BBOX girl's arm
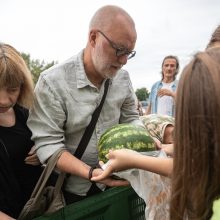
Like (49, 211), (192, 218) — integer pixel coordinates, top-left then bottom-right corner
(91, 149), (173, 182)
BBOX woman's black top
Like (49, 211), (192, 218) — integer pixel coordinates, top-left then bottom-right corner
(0, 104), (42, 218)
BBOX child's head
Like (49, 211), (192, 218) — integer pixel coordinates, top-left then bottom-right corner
(0, 43), (33, 108)
(140, 114), (174, 144)
(171, 48), (220, 219)
(163, 124), (174, 144)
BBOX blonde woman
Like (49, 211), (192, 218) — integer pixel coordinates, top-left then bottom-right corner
(0, 43), (41, 220)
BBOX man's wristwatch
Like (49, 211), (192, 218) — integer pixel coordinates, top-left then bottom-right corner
(88, 167), (95, 182)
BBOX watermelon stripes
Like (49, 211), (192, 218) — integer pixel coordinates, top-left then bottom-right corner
(98, 123), (155, 162)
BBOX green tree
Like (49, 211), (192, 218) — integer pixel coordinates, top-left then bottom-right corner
(135, 87), (149, 101)
(21, 53), (56, 84)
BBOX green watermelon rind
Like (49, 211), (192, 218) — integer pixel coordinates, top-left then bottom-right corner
(99, 124), (151, 146)
(98, 124), (135, 145)
(98, 123), (155, 163)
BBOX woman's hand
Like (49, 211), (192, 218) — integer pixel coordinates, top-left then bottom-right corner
(0, 211), (15, 220)
(160, 144), (174, 157)
(153, 137), (174, 157)
(24, 146), (41, 165)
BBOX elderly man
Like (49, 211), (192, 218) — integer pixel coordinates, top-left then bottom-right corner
(28, 5), (142, 204)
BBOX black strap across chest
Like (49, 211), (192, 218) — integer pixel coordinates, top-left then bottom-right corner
(74, 79), (110, 159)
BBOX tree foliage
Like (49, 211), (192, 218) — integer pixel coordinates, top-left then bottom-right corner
(135, 87), (149, 101)
(21, 53), (56, 84)
(21, 52), (150, 101)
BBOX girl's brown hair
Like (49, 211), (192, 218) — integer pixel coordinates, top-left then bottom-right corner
(207, 25), (220, 49)
(170, 48), (220, 219)
(0, 43), (34, 108)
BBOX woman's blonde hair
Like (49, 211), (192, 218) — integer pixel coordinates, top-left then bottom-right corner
(170, 48), (220, 219)
(0, 43), (34, 108)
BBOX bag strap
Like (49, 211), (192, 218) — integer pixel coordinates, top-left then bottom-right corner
(74, 79), (110, 159)
(29, 79), (110, 201)
(30, 148), (66, 199)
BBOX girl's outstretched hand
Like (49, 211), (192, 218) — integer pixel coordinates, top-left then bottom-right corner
(91, 149), (139, 182)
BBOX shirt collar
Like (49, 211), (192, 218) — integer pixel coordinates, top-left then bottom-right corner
(160, 79), (177, 87)
(75, 50), (94, 89)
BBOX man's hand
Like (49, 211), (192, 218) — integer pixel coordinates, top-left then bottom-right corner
(157, 88), (174, 97)
(91, 166), (129, 186)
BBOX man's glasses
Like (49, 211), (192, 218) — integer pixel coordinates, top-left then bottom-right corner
(97, 30), (136, 59)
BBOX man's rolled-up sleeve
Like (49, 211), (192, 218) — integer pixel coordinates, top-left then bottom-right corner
(27, 75), (66, 163)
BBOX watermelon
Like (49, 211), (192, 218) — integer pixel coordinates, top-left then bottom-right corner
(98, 123), (155, 162)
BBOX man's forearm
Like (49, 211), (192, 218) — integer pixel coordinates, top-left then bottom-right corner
(56, 151), (91, 180)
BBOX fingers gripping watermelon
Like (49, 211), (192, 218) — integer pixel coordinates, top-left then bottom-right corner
(98, 123), (155, 162)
